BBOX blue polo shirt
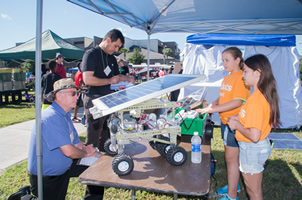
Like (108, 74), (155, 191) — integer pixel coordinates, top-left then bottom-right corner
(28, 102), (81, 176)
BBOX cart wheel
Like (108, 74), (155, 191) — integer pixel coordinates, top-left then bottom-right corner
(104, 138), (118, 156)
(166, 146), (187, 166)
(204, 122), (213, 139)
(157, 143), (173, 158)
(155, 135), (170, 157)
(112, 153), (134, 176)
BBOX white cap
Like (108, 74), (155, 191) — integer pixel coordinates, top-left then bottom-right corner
(194, 131), (198, 136)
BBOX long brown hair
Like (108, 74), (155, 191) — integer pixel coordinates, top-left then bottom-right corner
(244, 54), (281, 128)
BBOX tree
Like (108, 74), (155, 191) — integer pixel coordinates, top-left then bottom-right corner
(23, 62), (35, 73)
(162, 48), (173, 64)
(127, 48), (145, 64)
(119, 48), (129, 60)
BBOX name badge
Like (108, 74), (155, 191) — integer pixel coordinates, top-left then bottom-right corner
(104, 65), (111, 76)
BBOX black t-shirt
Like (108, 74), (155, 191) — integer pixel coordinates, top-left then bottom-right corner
(41, 72), (62, 104)
(82, 46), (120, 97)
(119, 66), (129, 75)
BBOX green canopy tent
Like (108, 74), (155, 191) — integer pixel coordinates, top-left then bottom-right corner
(0, 29), (85, 62)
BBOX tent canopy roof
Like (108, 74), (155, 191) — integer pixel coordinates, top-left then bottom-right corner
(0, 29), (85, 61)
(67, 0), (302, 35)
(186, 34), (296, 46)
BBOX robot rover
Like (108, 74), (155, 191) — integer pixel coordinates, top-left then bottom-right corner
(89, 74), (212, 176)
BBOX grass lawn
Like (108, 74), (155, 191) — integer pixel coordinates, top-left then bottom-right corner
(0, 90), (35, 128)
(0, 128), (301, 200)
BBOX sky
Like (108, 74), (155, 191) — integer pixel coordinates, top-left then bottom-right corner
(1, 0), (302, 55)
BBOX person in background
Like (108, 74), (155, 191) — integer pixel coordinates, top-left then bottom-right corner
(72, 61), (84, 122)
(228, 54), (280, 200)
(55, 53), (67, 78)
(41, 60), (62, 110)
(82, 29), (135, 152)
(117, 58), (129, 76)
(196, 47), (250, 200)
(158, 67), (166, 77)
(169, 64), (183, 101)
(41, 64), (48, 76)
(28, 78), (104, 200)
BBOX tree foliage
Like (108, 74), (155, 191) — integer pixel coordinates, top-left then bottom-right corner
(119, 48), (129, 60)
(162, 48), (173, 64)
(127, 48), (145, 64)
(23, 62), (34, 73)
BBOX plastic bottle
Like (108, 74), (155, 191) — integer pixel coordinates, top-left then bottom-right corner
(191, 131), (202, 163)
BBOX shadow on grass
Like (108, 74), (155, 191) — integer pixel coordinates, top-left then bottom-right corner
(263, 159), (302, 200)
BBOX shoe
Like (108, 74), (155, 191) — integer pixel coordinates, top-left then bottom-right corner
(8, 186), (31, 200)
(218, 194), (239, 200)
(72, 117), (81, 123)
(217, 184), (240, 195)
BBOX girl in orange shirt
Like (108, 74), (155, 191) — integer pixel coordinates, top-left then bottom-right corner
(228, 54), (281, 200)
(196, 47), (250, 200)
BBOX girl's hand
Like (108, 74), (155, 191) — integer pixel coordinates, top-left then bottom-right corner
(228, 115), (239, 130)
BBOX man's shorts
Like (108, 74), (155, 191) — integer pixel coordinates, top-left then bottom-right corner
(221, 123), (239, 148)
(238, 138), (272, 175)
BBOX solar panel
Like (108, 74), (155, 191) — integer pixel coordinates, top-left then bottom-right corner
(91, 74), (206, 117)
(268, 133), (302, 150)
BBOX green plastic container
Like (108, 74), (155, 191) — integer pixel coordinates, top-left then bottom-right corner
(170, 107), (206, 137)
(0, 68), (12, 91)
(12, 68), (26, 81)
(0, 68), (12, 82)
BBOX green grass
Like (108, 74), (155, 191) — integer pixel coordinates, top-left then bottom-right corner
(0, 90), (35, 128)
(0, 129), (301, 200)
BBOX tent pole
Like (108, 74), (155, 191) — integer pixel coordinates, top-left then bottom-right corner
(35, 0), (43, 199)
(147, 34), (150, 81)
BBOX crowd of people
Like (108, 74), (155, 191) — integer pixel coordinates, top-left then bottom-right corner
(23, 29), (279, 200)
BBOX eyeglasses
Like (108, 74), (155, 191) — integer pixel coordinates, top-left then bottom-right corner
(60, 91), (79, 97)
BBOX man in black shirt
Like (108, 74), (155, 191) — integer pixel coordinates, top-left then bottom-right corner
(82, 29), (134, 151)
(41, 60), (62, 110)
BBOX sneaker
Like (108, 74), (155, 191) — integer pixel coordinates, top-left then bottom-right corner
(72, 117), (81, 123)
(218, 194), (239, 200)
(217, 184), (240, 195)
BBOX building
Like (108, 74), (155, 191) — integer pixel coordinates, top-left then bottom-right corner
(66, 36), (180, 64)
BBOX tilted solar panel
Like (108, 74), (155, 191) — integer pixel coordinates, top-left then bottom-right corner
(90, 74), (206, 117)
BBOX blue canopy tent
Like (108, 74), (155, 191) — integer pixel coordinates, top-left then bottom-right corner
(181, 33), (301, 128)
(67, 0), (302, 80)
(33, 0), (302, 198)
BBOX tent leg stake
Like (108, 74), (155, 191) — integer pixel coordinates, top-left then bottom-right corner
(131, 189), (136, 200)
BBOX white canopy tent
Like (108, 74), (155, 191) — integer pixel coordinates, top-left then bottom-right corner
(179, 34), (301, 129)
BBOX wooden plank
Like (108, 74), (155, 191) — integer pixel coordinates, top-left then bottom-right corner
(80, 136), (211, 197)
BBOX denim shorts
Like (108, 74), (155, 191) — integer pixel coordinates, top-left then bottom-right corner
(238, 138), (272, 175)
(221, 123), (239, 148)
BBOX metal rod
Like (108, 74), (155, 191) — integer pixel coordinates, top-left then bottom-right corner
(35, 0), (43, 199)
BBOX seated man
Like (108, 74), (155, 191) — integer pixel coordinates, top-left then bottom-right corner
(28, 78), (104, 200)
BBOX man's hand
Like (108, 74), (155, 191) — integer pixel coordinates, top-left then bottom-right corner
(109, 75), (121, 85)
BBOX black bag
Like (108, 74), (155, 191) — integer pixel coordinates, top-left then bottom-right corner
(7, 186), (36, 200)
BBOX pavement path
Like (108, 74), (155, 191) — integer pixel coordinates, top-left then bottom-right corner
(0, 107), (86, 172)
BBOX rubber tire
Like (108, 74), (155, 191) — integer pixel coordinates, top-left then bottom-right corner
(155, 135), (170, 157)
(104, 138), (118, 156)
(204, 123), (213, 139)
(112, 153), (134, 176)
(166, 146), (187, 166)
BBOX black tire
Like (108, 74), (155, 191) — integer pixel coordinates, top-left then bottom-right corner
(166, 146), (187, 166)
(204, 122), (213, 139)
(155, 135), (170, 157)
(112, 153), (134, 176)
(104, 138), (118, 156)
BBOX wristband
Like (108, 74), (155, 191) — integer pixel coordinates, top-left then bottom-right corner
(96, 151), (100, 157)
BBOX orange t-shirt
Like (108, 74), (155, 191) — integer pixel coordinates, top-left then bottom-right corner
(235, 89), (272, 143)
(219, 70), (250, 124)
